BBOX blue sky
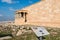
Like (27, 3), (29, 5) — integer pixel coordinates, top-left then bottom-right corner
(0, 0), (40, 21)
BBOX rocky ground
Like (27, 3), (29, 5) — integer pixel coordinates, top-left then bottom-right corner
(0, 25), (60, 40)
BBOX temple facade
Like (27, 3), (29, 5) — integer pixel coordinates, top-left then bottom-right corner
(15, 0), (60, 27)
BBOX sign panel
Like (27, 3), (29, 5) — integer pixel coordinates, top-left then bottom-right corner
(31, 27), (49, 37)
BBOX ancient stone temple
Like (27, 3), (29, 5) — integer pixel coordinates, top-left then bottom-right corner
(15, 0), (60, 27)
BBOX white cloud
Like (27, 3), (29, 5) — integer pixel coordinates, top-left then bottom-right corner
(1, 0), (12, 4)
(9, 7), (15, 11)
(9, 7), (18, 11)
(0, 14), (3, 17)
(1, 0), (19, 4)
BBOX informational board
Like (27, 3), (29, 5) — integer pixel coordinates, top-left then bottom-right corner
(31, 27), (49, 37)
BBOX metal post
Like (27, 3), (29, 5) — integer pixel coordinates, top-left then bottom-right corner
(38, 36), (43, 40)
